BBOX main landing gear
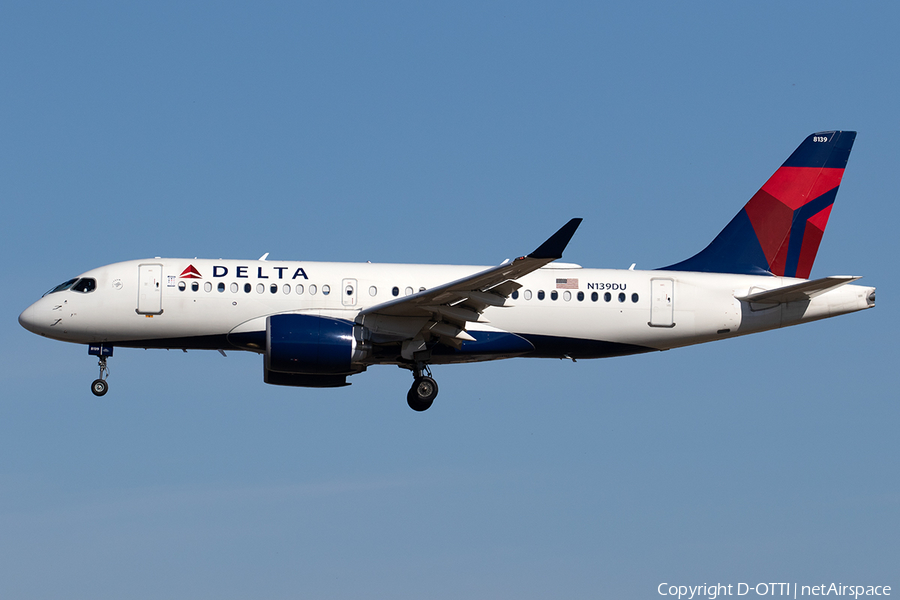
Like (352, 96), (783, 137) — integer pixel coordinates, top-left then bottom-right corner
(88, 344), (113, 397)
(407, 363), (438, 412)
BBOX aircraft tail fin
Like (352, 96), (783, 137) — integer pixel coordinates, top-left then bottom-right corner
(660, 131), (856, 278)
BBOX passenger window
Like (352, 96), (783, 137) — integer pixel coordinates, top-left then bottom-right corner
(204, 282), (212, 292)
(270, 283), (277, 294)
(392, 287), (399, 297)
(591, 292), (598, 302)
(230, 283), (238, 293)
(550, 290), (558, 301)
(192, 282), (199, 292)
(632, 293), (639, 303)
(618, 292), (626, 302)
(283, 284), (291, 294)
(563, 291), (572, 301)
(524, 290), (532, 300)
(537, 290), (545, 300)
(309, 284), (318, 295)
(322, 285), (330, 296)
(72, 278), (96, 293)
(577, 291), (584, 302)
(244, 283), (252, 293)
(178, 281), (186, 292)
(405, 287), (413, 296)
(369, 286), (377, 296)
(256, 283), (265, 294)
(604, 292), (611, 302)
(217, 282), (225, 293)
(296, 284), (304, 295)
(511, 290), (519, 300)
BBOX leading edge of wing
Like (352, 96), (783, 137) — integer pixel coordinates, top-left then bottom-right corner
(358, 218), (582, 319)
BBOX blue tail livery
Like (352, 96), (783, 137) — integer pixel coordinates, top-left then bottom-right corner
(661, 131), (856, 278)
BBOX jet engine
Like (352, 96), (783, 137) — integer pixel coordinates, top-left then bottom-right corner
(264, 314), (368, 388)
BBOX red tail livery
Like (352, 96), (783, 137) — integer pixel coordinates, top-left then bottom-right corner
(662, 131), (856, 278)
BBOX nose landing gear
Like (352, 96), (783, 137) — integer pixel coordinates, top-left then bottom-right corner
(88, 344), (113, 397)
(407, 363), (438, 412)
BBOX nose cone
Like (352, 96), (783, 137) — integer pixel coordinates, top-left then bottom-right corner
(18, 303), (39, 334)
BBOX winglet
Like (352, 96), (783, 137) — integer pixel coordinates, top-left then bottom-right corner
(528, 218), (582, 260)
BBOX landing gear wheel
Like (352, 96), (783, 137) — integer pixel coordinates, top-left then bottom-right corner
(90, 352), (110, 397)
(407, 376), (438, 412)
(91, 379), (108, 397)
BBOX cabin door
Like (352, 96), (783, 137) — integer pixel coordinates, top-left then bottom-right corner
(649, 278), (674, 327)
(137, 263), (163, 315)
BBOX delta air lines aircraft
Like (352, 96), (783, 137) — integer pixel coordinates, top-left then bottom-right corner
(19, 131), (874, 411)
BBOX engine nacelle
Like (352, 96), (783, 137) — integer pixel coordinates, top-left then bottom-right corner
(264, 371), (351, 388)
(265, 314), (368, 376)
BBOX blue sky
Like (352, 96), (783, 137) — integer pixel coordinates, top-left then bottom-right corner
(1, 2), (897, 598)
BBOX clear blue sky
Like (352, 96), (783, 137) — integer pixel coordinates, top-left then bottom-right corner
(2, 2), (896, 598)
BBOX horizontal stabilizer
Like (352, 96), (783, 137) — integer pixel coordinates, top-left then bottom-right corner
(736, 276), (861, 304)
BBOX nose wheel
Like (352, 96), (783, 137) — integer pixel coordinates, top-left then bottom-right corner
(407, 364), (438, 411)
(88, 345), (113, 397)
(91, 377), (108, 397)
(91, 355), (110, 396)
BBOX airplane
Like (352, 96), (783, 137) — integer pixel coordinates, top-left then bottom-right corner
(18, 131), (875, 411)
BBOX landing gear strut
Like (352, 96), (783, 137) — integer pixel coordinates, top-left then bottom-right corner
(88, 344), (113, 397)
(407, 363), (438, 412)
(91, 356), (109, 397)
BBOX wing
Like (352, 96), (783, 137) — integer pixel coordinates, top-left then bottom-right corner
(356, 218), (582, 359)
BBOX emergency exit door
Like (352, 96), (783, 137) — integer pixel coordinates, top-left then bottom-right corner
(137, 264), (163, 315)
(342, 278), (357, 306)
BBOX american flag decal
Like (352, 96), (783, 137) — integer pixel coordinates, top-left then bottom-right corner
(556, 278), (578, 289)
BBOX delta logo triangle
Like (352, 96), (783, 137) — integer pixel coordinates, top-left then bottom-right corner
(179, 265), (202, 279)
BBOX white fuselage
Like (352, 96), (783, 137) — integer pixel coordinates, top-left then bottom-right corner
(19, 258), (875, 364)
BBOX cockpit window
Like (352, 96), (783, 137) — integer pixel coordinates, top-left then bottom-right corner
(43, 278), (78, 297)
(72, 278), (97, 293)
(43, 277), (97, 297)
